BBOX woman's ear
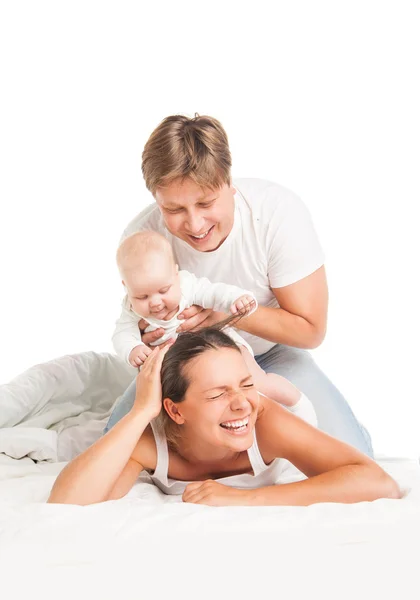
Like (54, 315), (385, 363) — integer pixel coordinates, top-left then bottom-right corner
(163, 398), (185, 425)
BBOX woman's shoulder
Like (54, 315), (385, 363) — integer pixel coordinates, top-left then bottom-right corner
(255, 394), (293, 462)
(255, 392), (285, 418)
(131, 423), (158, 472)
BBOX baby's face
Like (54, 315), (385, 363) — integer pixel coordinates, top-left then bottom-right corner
(124, 256), (181, 320)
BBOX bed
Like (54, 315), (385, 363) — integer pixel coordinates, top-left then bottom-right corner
(1, 351), (419, 599)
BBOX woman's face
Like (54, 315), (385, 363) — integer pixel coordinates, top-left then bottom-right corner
(175, 347), (260, 453)
(155, 178), (235, 253)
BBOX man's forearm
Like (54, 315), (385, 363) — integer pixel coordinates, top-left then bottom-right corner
(235, 305), (325, 349)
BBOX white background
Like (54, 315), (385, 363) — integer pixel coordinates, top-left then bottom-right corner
(0, 1), (419, 457)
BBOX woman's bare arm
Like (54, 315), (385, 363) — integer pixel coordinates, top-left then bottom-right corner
(248, 398), (401, 506)
(48, 345), (171, 505)
(47, 409), (150, 505)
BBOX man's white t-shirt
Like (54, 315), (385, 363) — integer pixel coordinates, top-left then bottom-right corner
(122, 178), (325, 356)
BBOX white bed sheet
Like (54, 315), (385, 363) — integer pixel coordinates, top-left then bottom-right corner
(1, 351), (420, 599)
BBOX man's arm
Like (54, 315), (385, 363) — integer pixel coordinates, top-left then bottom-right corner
(234, 266), (328, 349)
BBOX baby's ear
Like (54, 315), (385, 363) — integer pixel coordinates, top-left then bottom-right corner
(122, 280), (126, 288)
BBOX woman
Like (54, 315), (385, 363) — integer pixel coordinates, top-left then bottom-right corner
(105, 113), (372, 455)
(49, 329), (399, 506)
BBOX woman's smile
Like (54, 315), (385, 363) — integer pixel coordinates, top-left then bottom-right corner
(219, 415), (251, 435)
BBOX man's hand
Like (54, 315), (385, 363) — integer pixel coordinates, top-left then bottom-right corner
(137, 320), (177, 348)
(137, 321), (165, 346)
(138, 304), (231, 341)
(176, 305), (228, 333)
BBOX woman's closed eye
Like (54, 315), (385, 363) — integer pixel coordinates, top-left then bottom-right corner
(208, 392), (225, 400)
(208, 383), (254, 400)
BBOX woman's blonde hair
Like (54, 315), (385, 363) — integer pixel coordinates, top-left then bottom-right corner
(141, 114), (232, 194)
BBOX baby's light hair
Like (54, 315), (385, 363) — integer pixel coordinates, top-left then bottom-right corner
(116, 231), (175, 277)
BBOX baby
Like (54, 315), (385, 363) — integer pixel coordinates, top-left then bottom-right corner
(112, 231), (317, 426)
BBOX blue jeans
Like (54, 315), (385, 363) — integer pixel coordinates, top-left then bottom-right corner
(104, 344), (373, 456)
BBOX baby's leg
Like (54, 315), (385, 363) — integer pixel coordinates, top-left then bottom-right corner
(286, 393), (318, 427)
(240, 346), (318, 427)
(240, 346), (300, 406)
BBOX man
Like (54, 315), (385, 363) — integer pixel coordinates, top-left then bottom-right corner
(105, 113), (372, 455)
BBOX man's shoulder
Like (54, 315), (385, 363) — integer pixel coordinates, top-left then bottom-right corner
(233, 178), (303, 221)
(121, 203), (164, 242)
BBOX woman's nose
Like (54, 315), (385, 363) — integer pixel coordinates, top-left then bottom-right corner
(229, 392), (249, 410)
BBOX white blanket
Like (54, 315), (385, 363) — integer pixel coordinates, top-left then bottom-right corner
(0, 350), (135, 462)
(1, 351), (420, 599)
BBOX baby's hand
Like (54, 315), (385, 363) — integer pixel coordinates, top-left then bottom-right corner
(230, 295), (256, 316)
(129, 345), (153, 368)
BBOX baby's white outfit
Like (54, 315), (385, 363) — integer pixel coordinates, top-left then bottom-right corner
(112, 270), (257, 365)
(149, 416), (307, 496)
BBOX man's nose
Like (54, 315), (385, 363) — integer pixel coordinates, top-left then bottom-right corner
(185, 211), (204, 233)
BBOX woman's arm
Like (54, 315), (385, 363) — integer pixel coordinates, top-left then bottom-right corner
(183, 399), (401, 507)
(48, 344), (171, 505)
(250, 399), (401, 506)
(48, 409), (149, 505)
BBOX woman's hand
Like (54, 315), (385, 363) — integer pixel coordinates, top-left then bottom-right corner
(132, 343), (173, 419)
(182, 480), (250, 506)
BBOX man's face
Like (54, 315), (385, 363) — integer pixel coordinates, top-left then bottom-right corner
(155, 178), (236, 252)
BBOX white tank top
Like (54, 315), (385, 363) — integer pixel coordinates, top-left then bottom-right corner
(149, 417), (306, 496)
